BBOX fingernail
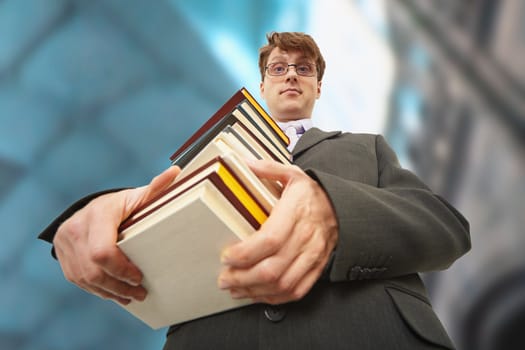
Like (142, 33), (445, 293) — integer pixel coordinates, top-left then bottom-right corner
(126, 278), (141, 287)
(128, 285), (147, 301)
(134, 290), (147, 302)
(230, 289), (244, 299)
(220, 251), (231, 265)
(117, 298), (131, 306)
(218, 278), (230, 289)
(244, 158), (256, 166)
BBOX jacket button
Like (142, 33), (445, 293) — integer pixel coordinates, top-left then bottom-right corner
(264, 306), (286, 322)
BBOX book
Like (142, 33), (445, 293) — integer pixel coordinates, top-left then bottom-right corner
(117, 157), (266, 328)
(121, 155), (269, 233)
(229, 120), (289, 164)
(116, 88), (289, 329)
(231, 106), (291, 164)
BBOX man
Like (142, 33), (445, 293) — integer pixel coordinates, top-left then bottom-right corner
(39, 32), (470, 349)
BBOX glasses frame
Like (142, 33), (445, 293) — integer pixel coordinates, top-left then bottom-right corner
(265, 62), (317, 77)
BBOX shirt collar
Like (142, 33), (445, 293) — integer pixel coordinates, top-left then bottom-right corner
(277, 118), (313, 133)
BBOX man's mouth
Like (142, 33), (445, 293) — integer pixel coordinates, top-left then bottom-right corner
(280, 88), (301, 95)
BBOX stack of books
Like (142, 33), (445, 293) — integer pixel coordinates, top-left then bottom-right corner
(116, 88), (291, 329)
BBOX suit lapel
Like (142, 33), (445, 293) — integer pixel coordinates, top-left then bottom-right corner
(292, 127), (342, 158)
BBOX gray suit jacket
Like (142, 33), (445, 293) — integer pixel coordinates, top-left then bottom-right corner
(39, 128), (471, 350)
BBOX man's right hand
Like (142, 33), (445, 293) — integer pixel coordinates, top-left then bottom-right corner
(53, 166), (181, 305)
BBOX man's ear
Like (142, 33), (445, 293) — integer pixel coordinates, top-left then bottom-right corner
(260, 81), (265, 99)
(317, 80), (322, 99)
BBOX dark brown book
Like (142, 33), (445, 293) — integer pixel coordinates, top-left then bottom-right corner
(119, 156), (268, 233)
(169, 87), (289, 162)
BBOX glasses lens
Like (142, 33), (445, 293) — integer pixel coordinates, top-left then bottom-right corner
(266, 62), (316, 76)
(268, 62), (287, 75)
(296, 63), (315, 76)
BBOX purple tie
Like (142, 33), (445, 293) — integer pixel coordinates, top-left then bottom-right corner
(285, 124), (305, 151)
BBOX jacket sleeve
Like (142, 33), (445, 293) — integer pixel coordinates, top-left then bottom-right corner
(305, 135), (471, 282)
(38, 189), (127, 257)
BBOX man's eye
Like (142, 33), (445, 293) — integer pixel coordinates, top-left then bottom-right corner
(273, 65), (286, 73)
(297, 65), (311, 73)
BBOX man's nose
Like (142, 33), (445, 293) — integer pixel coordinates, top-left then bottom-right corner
(285, 66), (298, 80)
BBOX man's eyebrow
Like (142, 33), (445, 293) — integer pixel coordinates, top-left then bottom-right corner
(269, 55), (311, 63)
(268, 55), (287, 62)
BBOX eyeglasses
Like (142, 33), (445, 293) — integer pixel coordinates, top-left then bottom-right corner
(265, 62), (317, 77)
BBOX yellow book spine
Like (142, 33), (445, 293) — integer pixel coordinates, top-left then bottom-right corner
(241, 89), (289, 145)
(217, 164), (268, 225)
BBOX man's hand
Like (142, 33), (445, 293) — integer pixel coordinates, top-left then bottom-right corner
(53, 166), (180, 305)
(218, 160), (338, 305)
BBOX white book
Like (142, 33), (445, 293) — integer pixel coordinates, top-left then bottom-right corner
(117, 179), (255, 329)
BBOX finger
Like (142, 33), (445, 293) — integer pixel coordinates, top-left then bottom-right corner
(61, 246), (146, 303)
(245, 159), (297, 183)
(252, 267), (320, 305)
(219, 251), (292, 290)
(87, 201), (144, 286)
(141, 166), (181, 203)
(88, 284), (132, 305)
(82, 269), (147, 302)
(90, 241), (143, 287)
(224, 244), (323, 300)
(267, 244), (325, 296)
(221, 207), (297, 268)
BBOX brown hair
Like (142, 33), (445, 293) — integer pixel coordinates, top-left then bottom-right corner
(258, 32), (326, 82)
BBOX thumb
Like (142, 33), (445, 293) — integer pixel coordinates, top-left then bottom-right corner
(245, 159), (296, 184)
(142, 165), (181, 203)
(123, 166), (181, 217)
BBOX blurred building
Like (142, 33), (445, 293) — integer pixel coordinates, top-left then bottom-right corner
(0, 0), (309, 349)
(2, 0), (524, 349)
(384, 1), (525, 349)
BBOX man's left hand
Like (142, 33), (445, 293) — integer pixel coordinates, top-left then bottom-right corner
(218, 159), (338, 305)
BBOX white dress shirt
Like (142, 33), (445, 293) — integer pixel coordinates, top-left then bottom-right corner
(278, 119), (313, 152)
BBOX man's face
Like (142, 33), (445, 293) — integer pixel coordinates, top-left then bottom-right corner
(260, 47), (322, 122)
